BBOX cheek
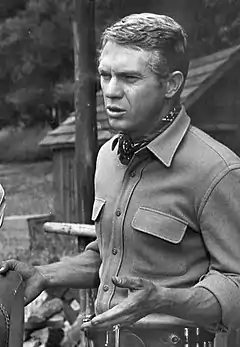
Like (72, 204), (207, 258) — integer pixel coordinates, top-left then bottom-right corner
(101, 83), (106, 98)
(127, 88), (154, 109)
(131, 90), (166, 120)
(124, 86), (141, 107)
(102, 95), (107, 107)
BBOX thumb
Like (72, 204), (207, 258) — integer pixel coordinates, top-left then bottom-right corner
(112, 276), (143, 290)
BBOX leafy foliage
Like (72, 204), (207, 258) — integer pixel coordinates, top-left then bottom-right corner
(193, 0), (240, 56)
(0, 0), (27, 20)
(0, 0), (240, 128)
(0, 0), (74, 127)
(0, 0), (119, 128)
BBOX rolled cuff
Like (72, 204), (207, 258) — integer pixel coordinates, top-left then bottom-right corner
(195, 270), (240, 330)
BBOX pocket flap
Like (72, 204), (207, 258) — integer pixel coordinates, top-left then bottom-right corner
(91, 198), (106, 221)
(132, 207), (187, 244)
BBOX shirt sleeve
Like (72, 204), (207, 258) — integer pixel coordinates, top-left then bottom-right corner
(195, 166), (240, 330)
(86, 239), (100, 253)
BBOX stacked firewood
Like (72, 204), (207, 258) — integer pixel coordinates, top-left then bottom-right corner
(23, 222), (97, 347)
(23, 287), (86, 347)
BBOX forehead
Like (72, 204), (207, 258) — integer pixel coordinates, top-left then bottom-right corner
(99, 41), (150, 73)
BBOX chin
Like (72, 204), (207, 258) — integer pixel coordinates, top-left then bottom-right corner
(108, 119), (130, 133)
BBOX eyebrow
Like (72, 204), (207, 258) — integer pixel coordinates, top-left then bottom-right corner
(98, 67), (108, 74)
(98, 67), (142, 77)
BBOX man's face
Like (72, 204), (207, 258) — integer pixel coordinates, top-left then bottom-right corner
(98, 41), (168, 140)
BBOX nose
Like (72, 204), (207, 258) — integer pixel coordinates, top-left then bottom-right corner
(104, 77), (123, 99)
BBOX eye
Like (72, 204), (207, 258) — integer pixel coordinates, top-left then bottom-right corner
(99, 71), (111, 82)
(124, 75), (139, 83)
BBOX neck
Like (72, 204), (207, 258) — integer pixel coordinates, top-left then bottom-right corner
(112, 103), (181, 165)
(128, 101), (181, 143)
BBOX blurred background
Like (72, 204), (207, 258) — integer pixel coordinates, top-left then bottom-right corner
(1, 2), (240, 345)
(0, 0), (240, 260)
(0, 0), (240, 146)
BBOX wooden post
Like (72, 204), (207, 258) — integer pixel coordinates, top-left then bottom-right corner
(73, 0), (97, 324)
(73, 0), (97, 227)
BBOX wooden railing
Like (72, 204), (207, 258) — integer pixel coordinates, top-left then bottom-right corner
(44, 222), (96, 239)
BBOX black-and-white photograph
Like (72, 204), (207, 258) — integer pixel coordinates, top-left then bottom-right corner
(0, 1), (240, 346)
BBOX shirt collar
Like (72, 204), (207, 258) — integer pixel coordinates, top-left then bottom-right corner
(147, 106), (190, 167)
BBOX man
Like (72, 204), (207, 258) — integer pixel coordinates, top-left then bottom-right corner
(2, 13), (240, 347)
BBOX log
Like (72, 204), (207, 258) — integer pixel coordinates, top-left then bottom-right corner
(31, 298), (64, 321)
(44, 222), (96, 238)
(29, 327), (65, 346)
(60, 314), (86, 347)
(25, 298), (64, 337)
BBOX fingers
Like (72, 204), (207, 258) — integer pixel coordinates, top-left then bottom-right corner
(0, 259), (17, 274)
(82, 277), (156, 329)
(81, 315), (134, 330)
(81, 303), (136, 330)
(112, 276), (145, 290)
(82, 293), (141, 329)
(0, 260), (42, 305)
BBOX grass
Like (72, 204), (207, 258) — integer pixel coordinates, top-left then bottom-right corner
(0, 125), (54, 216)
(0, 126), (78, 263)
(0, 125), (52, 163)
(0, 160), (78, 264)
(0, 161), (53, 216)
(0, 161), (54, 216)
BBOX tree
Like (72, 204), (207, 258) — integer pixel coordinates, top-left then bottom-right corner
(0, 0), (74, 127)
(0, 0), (121, 128)
(0, 0), (240, 128)
(0, 0), (27, 20)
(191, 0), (240, 57)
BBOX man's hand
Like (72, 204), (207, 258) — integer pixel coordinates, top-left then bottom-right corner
(81, 276), (162, 330)
(0, 259), (47, 305)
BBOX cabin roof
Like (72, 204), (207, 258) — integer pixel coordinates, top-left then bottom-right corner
(40, 44), (240, 149)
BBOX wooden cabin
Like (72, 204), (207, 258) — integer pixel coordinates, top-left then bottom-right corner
(40, 44), (240, 223)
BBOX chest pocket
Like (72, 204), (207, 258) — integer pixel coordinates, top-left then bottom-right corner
(131, 207), (188, 277)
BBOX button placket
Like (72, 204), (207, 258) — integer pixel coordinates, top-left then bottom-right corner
(115, 209), (121, 217)
(130, 170), (136, 178)
(107, 161), (144, 310)
(103, 285), (109, 292)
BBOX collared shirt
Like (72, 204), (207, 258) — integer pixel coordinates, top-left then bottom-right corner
(87, 107), (240, 330)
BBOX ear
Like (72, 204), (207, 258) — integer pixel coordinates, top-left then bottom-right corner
(165, 71), (184, 99)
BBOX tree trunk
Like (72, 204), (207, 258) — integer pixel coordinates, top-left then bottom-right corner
(72, 0), (97, 327)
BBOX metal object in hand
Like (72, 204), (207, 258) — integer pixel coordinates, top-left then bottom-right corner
(113, 324), (120, 347)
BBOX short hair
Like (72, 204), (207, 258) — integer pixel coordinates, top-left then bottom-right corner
(100, 13), (189, 81)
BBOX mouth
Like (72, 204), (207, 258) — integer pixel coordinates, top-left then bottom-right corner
(106, 105), (126, 117)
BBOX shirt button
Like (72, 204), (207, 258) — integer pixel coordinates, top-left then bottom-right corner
(130, 171), (136, 177)
(112, 248), (118, 255)
(115, 209), (121, 217)
(103, 285), (109, 292)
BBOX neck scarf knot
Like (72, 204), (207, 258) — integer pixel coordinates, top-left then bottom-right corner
(112, 106), (181, 165)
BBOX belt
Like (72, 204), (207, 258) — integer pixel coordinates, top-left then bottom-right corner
(86, 324), (216, 347)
